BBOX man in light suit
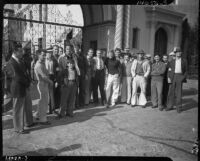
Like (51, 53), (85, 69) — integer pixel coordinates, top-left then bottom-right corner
(166, 47), (188, 113)
(131, 50), (151, 107)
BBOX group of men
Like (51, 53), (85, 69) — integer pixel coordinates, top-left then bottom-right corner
(4, 40), (187, 134)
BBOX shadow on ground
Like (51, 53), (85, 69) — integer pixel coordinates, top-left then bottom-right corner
(182, 88), (198, 96)
(2, 104), (124, 131)
(18, 143), (81, 156)
(104, 117), (197, 158)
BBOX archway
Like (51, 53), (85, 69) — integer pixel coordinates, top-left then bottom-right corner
(154, 27), (168, 56)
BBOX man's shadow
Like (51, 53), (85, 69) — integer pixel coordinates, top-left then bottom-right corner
(18, 143), (81, 156)
(181, 98), (198, 112)
(2, 104), (124, 131)
(182, 88), (198, 96)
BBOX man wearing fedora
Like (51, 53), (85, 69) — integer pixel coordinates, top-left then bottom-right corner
(166, 47), (188, 113)
(131, 50), (151, 107)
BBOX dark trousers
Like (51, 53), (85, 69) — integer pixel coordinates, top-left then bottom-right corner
(146, 77), (151, 100)
(54, 84), (61, 109)
(151, 78), (163, 108)
(93, 69), (106, 104)
(162, 78), (169, 106)
(91, 77), (96, 103)
(75, 75), (85, 107)
(48, 74), (55, 113)
(59, 81), (77, 116)
(167, 74), (183, 108)
(24, 88), (33, 126)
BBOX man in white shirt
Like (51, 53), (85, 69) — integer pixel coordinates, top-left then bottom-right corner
(166, 47), (188, 113)
(93, 49), (106, 105)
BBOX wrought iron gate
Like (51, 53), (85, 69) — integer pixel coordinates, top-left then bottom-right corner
(3, 4), (83, 61)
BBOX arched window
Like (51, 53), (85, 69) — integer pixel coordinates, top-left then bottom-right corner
(154, 27), (168, 56)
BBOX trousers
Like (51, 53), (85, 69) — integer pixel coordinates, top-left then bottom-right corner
(59, 81), (77, 116)
(167, 74), (184, 108)
(93, 69), (106, 104)
(84, 75), (92, 104)
(131, 75), (147, 106)
(36, 81), (49, 122)
(24, 88), (34, 126)
(151, 78), (164, 108)
(121, 76), (132, 104)
(13, 97), (25, 132)
(105, 74), (120, 105)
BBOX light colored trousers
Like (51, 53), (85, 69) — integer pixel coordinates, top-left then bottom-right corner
(121, 76), (132, 104)
(13, 88), (33, 131)
(36, 81), (49, 122)
(13, 97), (25, 132)
(131, 75), (147, 106)
(105, 74), (120, 105)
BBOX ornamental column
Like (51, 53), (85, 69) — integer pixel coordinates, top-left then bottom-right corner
(114, 5), (124, 49)
(123, 5), (131, 49)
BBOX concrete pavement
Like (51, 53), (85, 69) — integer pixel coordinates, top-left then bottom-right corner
(2, 80), (198, 161)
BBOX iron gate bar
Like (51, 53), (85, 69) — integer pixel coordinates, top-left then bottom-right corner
(3, 16), (83, 29)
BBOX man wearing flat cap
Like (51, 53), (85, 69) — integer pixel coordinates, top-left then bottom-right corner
(166, 47), (188, 113)
(131, 49), (151, 107)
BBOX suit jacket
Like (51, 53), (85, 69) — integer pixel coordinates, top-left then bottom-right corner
(7, 57), (30, 98)
(167, 58), (188, 83)
(131, 59), (151, 78)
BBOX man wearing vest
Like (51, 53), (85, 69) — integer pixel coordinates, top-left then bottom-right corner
(131, 50), (151, 107)
(166, 47), (188, 113)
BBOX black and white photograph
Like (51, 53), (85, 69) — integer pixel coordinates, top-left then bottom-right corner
(2, 1), (198, 160)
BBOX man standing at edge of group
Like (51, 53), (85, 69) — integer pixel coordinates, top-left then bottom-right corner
(6, 42), (32, 134)
(131, 50), (150, 108)
(34, 49), (53, 125)
(166, 47), (188, 113)
(93, 49), (106, 106)
(105, 50), (121, 108)
(151, 54), (166, 111)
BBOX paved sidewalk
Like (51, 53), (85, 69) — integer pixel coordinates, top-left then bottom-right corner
(2, 80), (198, 161)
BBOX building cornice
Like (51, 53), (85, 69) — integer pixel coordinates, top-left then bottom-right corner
(145, 6), (185, 19)
(84, 20), (115, 29)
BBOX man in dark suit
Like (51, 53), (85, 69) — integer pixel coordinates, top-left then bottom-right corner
(166, 48), (188, 113)
(6, 42), (32, 134)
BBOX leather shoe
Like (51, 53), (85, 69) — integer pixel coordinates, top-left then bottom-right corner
(15, 130), (29, 134)
(176, 107), (181, 113)
(26, 122), (38, 128)
(141, 105), (146, 108)
(39, 121), (51, 125)
(105, 104), (109, 108)
(152, 105), (157, 108)
(159, 106), (164, 111)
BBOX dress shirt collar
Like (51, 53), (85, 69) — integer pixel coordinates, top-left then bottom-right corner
(12, 55), (20, 63)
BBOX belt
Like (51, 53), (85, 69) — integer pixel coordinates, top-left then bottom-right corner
(96, 68), (104, 71)
(175, 73), (183, 75)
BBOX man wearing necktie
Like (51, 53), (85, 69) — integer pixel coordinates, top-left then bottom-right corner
(93, 49), (106, 105)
